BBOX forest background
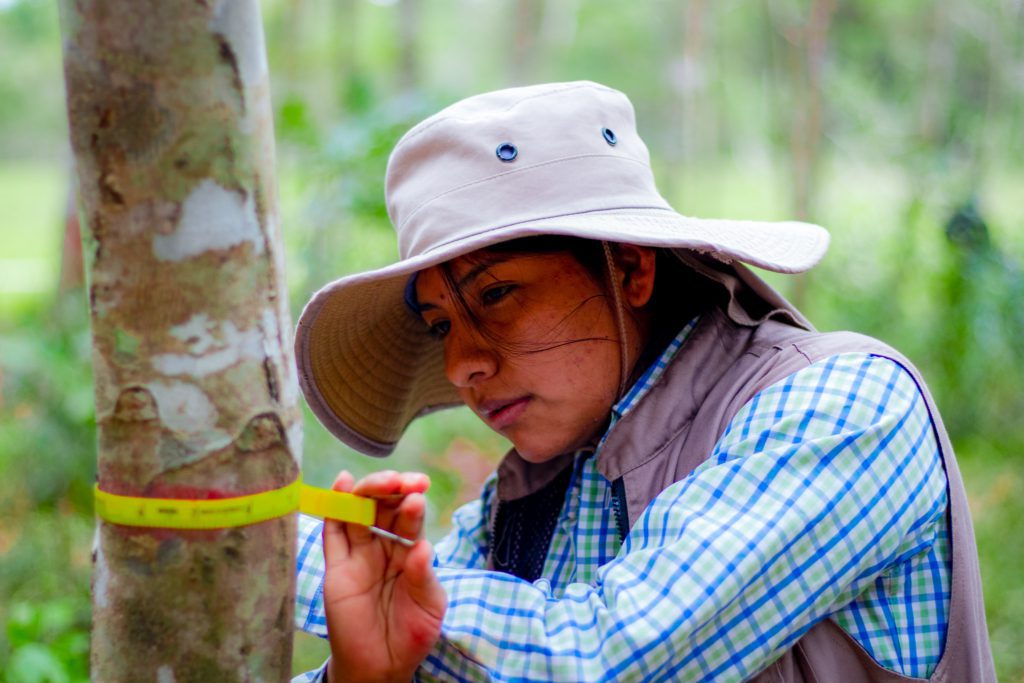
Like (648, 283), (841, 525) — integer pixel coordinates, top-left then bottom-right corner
(0, 0), (1022, 680)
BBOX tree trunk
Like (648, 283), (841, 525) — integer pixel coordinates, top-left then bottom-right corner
(509, 0), (542, 83)
(397, 0), (421, 94)
(664, 0), (709, 197)
(58, 162), (85, 293)
(768, 0), (834, 308)
(58, 2), (300, 681)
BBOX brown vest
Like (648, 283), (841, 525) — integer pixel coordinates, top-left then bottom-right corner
(491, 255), (996, 682)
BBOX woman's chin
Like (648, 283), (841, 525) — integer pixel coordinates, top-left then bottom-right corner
(508, 424), (603, 464)
(509, 435), (575, 464)
(516, 449), (563, 464)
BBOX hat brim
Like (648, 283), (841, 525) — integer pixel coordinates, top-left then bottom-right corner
(295, 207), (829, 456)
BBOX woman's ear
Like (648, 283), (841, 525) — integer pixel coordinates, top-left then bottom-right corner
(615, 244), (657, 308)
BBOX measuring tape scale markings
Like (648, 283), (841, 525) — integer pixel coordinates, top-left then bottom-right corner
(94, 478), (377, 530)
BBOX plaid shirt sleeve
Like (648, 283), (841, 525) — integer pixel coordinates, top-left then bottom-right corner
(419, 354), (948, 681)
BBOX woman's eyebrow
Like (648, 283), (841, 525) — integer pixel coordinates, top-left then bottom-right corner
(417, 256), (513, 313)
(456, 254), (516, 290)
(456, 261), (500, 288)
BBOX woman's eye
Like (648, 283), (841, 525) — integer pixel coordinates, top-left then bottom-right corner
(427, 320), (450, 340)
(481, 284), (515, 306)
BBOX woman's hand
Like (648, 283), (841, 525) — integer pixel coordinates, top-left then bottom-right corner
(322, 470), (447, 683)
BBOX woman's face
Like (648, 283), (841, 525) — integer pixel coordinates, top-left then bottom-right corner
(415, 248), (650, 463)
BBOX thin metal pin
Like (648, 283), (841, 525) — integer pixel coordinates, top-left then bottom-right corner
(369, 525), (415, 547)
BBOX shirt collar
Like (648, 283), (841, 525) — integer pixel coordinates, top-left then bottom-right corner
(599, 316), (700, 448)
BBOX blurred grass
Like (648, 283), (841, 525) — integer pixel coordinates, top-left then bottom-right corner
(0, 162), (65, 306)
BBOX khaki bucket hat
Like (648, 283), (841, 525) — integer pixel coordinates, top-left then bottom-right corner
(295, 81), (829, 456)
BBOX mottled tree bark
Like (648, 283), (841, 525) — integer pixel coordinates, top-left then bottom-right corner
(58, 2), (300, 681)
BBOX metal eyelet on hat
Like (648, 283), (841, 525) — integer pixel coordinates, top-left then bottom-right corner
(496, 142), (518, 162)
(602, 128), (617, 145)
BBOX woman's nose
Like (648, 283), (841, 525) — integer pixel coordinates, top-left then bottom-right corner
(444, 329), (498, 388)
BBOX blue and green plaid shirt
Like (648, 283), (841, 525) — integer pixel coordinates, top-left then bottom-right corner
(294, 321), (950, 682)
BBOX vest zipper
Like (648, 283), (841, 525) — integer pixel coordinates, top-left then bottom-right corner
(487, 499), (502, 567)
(611, 477), (630, 543)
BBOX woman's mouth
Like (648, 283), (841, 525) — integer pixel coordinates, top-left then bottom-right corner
(479, 396), (531, 430)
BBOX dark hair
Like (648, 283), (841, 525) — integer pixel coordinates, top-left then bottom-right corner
(407, 236), (720, 369)
(638, 248), (723, 373)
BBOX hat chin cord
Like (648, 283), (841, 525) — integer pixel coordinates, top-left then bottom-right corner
(601, 240), (630, 399)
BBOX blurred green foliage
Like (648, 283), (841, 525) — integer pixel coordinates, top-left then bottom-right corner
(1, 0), (1022, 679)
(3, 599), (89, 683)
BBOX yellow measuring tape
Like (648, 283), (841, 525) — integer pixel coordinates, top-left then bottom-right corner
(93, 478), (376, 530)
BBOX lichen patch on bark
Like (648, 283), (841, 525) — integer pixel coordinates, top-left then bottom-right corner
(153, 179), (264, 262)
(209, 0), (269, 95)
(151, 313), (268, 378)
(145, 380), (229, 452)
(286, 421), (304, 457)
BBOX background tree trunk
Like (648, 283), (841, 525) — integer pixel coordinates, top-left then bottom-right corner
(664, 0), (709, 195)
(768, 0), (834, 309)
(509, 0), (542, 83)
(58, 161), (84, 293)
(58, 1), (300, 680)
(397, 0), (421, 94)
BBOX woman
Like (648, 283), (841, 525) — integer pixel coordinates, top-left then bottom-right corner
(292, 82), (994, 682)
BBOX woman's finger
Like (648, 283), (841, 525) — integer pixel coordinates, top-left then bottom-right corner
(366, 492), (425, 570)
(324, 470), (431, 556)
(353, 471), (430, 501)
(331, 470), (356, 493)
(391, 492), (427, 544)
(328, 470), (374, 547)
(322, 517), (350, 569)
(398, 471), (431, 495)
